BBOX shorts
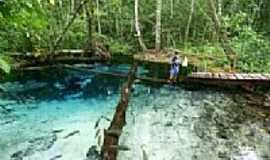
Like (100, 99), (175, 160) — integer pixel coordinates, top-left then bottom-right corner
(170, 67), (179, 77)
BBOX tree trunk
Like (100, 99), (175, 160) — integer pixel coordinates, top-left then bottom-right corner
(184, 0), (195, 48)
(101, 64), (138, 160)
(135, 0), (148, 51)
(52, 0), (88, 53)
(96, 0), (102, 34)
(207, 0), (236, 69)
(217, 0), (222, 17)
(84, 3), (93, 52)
(170, 0), (174, 19)
(155, 0), (162, 52)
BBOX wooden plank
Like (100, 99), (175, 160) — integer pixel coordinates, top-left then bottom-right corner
(191, 72), (208, 79)
(213, 73), (219, 79)
(262, 74), (270, 79)
(245, 74), (256, 80)
(224, 73), (232, 79)
(189, 73), (201, 78)
(231, 73), (238, 80)
(249, 74), (262, 80)
(249, 74), (263, 80)
(240, 73), (251, 80)
(190, 72), (270, 82)
(257, 74), (268, 80)
(227, 73), (237, 80)
(234, 73), (244, 80)
(219, 73), (227, 79)
(261, 75), (270, 80)
(205, 72), (212, 79)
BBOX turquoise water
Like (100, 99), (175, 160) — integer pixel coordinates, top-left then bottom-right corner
(0, 65), (128, 160)
(119, 84), (270, 160)
(0, 64), (270, 160)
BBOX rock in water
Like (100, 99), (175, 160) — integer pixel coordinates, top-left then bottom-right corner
(86, 146), (101, 160)
(11, 133), (58, 159)
(216, 130), (229, 139)
(10, 150), (24, 160)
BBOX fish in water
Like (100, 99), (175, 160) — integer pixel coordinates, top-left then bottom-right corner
(141, 145), (148, 160)
(95, 118), (102, 129)
(49, 155), (62, 160)
(95, 129), (101, 138)
(63, 130), (80, 139)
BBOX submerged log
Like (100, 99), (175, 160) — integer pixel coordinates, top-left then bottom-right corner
(101, 64), (137, 160)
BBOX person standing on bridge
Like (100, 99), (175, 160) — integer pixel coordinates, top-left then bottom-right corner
(169, 54), (181, 83)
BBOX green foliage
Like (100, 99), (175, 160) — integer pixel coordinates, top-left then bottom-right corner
(92, 33), (133, 55)
(0, 0), (269, 74)
(109, 41), (133, 55)
(0, 57), (11, 74)
(232, 26), (270, 72)
(221, 12), (270, 72)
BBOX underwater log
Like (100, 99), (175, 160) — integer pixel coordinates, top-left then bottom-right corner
(101, 64), (137, 160)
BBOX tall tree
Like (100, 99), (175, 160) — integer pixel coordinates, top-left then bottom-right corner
(217, 0), (222, 17)
(135, 0), (147, 51)
(170, 0), (174, 19)
(84, 2), (93, 52)
(155, 0), (162, 52)
(184, 0), (195, 47)
(207, 0), (236, 69)
(96, 0), (102, 34)
(52, 0), (88, 52)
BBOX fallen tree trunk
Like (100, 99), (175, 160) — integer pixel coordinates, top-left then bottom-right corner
(101, 64), (138, 160)
(10, 50), (108, 70)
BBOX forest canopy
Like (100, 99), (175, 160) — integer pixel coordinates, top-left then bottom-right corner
(0, 0), (270, 73)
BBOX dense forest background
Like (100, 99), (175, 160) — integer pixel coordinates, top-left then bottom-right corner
(0, 0), (270, 73)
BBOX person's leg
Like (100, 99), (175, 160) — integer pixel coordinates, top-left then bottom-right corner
(169, 69), (174, 82)
(172, 69), (178, 83)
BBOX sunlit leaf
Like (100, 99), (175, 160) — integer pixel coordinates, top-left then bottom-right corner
(0, 58), (11, 74)
(49, 0), (55, 5)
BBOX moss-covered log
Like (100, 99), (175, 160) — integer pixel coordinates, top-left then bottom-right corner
(101, 64), (137, 160)
(9, 49), (110, 70)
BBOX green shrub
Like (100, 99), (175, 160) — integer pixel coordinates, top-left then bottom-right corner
(109, 41), (132, 55)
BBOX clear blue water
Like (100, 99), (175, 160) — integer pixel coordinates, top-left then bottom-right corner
(0, 64), (130, 160)
(119, 84), (270, 160)
(0, 64), (269, 160)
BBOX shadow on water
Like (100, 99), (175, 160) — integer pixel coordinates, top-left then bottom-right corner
(0, 67), (126, 102)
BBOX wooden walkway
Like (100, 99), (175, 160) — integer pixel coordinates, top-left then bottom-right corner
(188, 72), (270, 82)
(186, 72), (270, 90)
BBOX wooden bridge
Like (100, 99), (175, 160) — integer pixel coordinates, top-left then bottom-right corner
(189, 72), (270, 81)
(185, 72), (270, 91)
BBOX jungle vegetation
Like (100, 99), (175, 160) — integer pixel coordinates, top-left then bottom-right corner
(0, 0), (270, 73)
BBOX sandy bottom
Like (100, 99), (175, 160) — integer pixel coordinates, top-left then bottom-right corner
(0, 96), (118, 160)
(118, 84), (270, 160)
